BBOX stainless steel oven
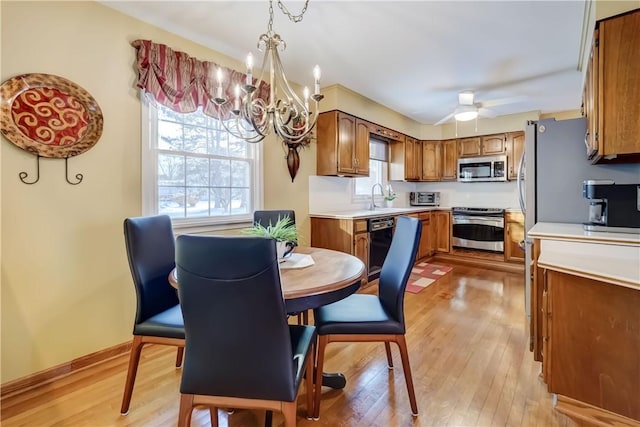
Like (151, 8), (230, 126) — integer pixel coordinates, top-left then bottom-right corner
(368, 216), (395, 278)
(452, 207), (505, 252)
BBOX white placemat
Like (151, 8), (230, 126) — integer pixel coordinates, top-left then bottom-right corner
(279, 253), (315, 269)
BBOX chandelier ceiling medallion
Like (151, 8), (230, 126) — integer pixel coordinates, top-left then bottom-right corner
(213, 0), (322, 145)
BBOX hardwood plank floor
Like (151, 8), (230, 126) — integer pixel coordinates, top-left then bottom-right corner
(1, 265), (587, 426)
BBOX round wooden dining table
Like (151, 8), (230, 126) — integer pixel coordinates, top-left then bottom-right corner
(168, 246), (365, 390)
(168, 246), (365, 313)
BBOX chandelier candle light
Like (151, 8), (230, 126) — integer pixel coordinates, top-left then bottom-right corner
(212, 0), (323, 144)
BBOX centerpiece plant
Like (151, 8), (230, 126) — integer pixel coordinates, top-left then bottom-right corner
(242, 216), (298, 259)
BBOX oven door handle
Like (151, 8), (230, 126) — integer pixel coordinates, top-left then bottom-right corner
(453, 217), (504, 227)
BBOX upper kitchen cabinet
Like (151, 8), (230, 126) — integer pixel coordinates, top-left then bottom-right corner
(316, 110), (370, 176)
(390, 135), (421, 181)
(583, 10), (640, 163)
(458, 134), (507, 158)
(421, 140), (442, 181)
(506, 131), (525, 180)
(441, 139), (458, 181)
(458, 137), (481, 157)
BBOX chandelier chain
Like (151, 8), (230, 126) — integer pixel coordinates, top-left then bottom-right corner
(276, 0), (310, 23)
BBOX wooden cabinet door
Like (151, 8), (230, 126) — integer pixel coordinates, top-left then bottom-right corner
(404, 137), (421, 180)
(441, 139), (458, 181)
(584, 29), (599, 159)
(507, 132), (525, 180)
(417, 213), (431, 259)
(421, 140), (441, 181)
(435, 211), (451, 253)
(355, 119), (371, 176)
(596, 11), (640, 159)
(353, 232), (369, 276)
(504, 212), (525, 263)
(336, 112), (357, 174)
(458, 137), (481, 157)
(481, 134), (506, 155)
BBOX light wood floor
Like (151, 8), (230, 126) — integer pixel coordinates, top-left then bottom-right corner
(1, 264), (586, 427)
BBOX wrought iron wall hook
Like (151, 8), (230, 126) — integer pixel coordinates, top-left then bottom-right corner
(65, 158), (83, 185)
(19, 154), (41, 184)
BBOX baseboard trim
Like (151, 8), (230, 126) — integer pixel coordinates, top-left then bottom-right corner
(555, 395), (640, 427)
(431, 253), (525, 274)
(0, 340), (131, 400)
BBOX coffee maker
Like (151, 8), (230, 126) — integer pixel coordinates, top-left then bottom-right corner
(582, 180), (640, 233)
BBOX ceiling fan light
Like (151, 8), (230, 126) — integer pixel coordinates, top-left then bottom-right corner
(454, 105), (478, 121)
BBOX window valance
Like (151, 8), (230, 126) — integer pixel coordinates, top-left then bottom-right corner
(131, 39), (269, 118)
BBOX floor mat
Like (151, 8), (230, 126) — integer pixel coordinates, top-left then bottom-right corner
(406, 262), (453, 294)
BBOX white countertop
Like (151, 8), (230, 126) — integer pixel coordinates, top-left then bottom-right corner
(529, 222), (639, 290)
(528, 222), (640, 246)
(309, 206), (449, 219)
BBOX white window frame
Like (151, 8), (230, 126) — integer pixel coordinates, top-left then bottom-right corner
(141, 95), (263, 232)
(353, 159), (390, 204)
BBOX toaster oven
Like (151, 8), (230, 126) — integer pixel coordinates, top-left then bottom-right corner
(409, 192), (440, 206)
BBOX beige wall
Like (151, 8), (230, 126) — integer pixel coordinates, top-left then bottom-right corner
(0, 1), (310, 383)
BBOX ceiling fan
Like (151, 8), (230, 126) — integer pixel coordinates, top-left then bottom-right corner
(434, 90), (524, 126)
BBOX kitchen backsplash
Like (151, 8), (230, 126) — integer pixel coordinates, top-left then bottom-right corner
(309, 176), (520, 212)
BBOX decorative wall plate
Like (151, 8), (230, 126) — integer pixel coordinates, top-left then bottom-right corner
(0, 73), (103, 158)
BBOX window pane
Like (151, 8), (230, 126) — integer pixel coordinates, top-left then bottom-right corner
(231, 188), (250, 214)
(158, 121), (183, 150)
(183, 125), (208, 154)
(209, 128), (228, 156)
(158, 154), (185, 186)
(210, 159), (230, 186)
(186, 188), (208, 217)
(186, 157), (209, 186)
(231, 160), (250, 187)
(158, 186), (185, 218)
(210, 188), (230, 215)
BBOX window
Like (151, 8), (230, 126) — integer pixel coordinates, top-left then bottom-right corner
(142, 98), (262, 229)
(354, 137), (390, 201)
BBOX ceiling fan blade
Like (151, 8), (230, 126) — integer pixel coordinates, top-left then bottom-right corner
(433, 112), (455, 126)
(478, 107), (497, 118)
(480, 95), (527, 108)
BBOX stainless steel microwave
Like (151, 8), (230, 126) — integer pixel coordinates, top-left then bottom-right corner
(457, 155), (507, 182)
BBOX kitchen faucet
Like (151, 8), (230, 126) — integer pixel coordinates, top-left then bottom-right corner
(370, 183), (384, 210)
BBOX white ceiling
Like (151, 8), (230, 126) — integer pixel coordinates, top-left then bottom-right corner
(102, 0), (587, 125)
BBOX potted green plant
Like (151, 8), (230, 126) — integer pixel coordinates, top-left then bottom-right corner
(242, 216), (298, 259)
(384, 185), (397, 208)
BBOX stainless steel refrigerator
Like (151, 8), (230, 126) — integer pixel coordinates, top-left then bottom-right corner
(518, 117), (640, 330)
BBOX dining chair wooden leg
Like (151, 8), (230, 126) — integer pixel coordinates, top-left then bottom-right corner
(175, 346), (184, 368)
(384, 342), (393, 368)
(177, 394), (194, 427)
(209, 406), (218, 427)
(264, 410), (273, 427)
(305, 346), (314, 419)
(302, 309), (309, 325)
(313, 335), (329, 419)
(396, 335), (418, 416)
(120, 336), (144, 415)
(282, 401), (297, 427)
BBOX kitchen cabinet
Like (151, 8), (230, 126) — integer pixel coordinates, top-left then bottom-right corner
(542, 270), (640, 423)
(316, 110), (370, 176)
(441, 139), (458, 181)
(434, 210), (451, 253)
(421, 140), (441, 181)
(457, 137), (481, 157)
(390, 135), (423, 181)
(506, 131), (525, 180)
(504, 211), (524, 262)
(310, 217), (369, 285)
(417, 212), (435, 259)
(458, 134), (507, 158)
(583, 10), (640, 163)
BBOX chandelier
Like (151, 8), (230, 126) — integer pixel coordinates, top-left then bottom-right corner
(212, 0), (323, 144)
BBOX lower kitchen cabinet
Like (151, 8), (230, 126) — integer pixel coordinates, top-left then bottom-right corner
(504, 211), (524, 263)
(434, 211), (451, 253)
(542, 270), (640, 424)
(417, 212), (434, 259)
(310, 217), (369, 284)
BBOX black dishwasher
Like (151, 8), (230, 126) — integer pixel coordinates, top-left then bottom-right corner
(368, 216), (395, 279)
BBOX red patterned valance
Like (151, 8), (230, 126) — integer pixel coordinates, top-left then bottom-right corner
(131, 39), (269, 118)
